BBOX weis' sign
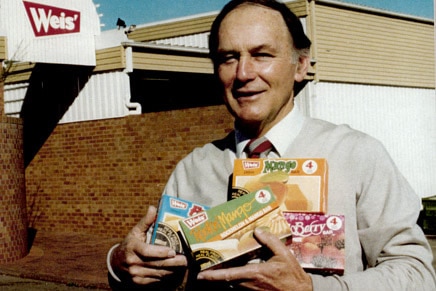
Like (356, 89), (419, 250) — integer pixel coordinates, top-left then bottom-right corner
(23, 1), (81, 37)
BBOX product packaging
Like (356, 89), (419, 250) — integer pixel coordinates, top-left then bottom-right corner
(151, 194), (209, 254)
(179, 187), (292, 271)
(232, 158), (328, 213)
(284, 212), (345, 275)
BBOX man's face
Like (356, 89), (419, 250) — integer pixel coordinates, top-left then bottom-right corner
(216, 4), (306, 136)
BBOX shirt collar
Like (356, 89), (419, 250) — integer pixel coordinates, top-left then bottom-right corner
(235, 106), (306, 158)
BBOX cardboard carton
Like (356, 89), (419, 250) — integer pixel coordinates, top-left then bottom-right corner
(232, 158), (328, 213)
(151, 194), (209, 253)
(284, 212), (345, 275)
(179, 187), (292, 271)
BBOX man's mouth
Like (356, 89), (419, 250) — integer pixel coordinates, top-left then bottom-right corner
(233, 90), (263, 99)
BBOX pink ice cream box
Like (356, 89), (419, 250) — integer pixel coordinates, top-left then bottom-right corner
(283, 212), (345, 275)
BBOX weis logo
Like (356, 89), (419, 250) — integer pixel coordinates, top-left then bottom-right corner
(23, 1), (81, 37)
(183, 213), (208, 229)
(242, 160), (261, 170)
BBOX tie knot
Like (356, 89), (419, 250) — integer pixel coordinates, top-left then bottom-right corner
(245, 137), (273, 158)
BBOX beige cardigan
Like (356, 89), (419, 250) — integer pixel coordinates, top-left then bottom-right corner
(164, 117), (436, 290)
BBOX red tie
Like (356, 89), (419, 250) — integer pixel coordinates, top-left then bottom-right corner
(245, 138), (273, 158)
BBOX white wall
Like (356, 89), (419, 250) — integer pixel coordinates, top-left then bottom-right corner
(4, 71), (140, 123)
(297, 82), (436, 198)
(60, 71), (138, 123)
(0, 0), (100, 65)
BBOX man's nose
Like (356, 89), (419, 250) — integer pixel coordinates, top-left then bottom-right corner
(236, 56), (256, 82)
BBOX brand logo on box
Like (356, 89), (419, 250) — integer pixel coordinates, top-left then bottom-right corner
(170, 198), (188, 210)
(183, 212), (208, 229)
(242, 160), (261, 170)
(188, 205), (207, 216)
(23, 1), (81, 37)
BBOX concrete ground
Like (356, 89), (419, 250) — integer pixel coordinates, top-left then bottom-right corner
(0, 274), (108, 291)
(0, 231), (434, 290)
(0, 231), (118, 290)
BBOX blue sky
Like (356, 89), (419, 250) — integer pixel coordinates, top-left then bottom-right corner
(96, 0), (434, 30)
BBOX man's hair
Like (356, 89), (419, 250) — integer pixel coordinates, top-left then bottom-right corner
(208, 0), (312, 65)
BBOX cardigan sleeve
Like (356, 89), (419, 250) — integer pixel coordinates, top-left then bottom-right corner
(310, 136), (436, 290)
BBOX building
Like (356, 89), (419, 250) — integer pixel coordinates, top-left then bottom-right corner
(0, 0), (434, 237)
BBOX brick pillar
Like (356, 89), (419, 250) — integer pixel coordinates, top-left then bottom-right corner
(0, 77), (4, 116)
(0, 81), (28, 263)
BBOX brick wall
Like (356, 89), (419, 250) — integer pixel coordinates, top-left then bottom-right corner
(25, 105), (233, 238)
(0, 115), (28, 263)
(0, 81), (4, 116)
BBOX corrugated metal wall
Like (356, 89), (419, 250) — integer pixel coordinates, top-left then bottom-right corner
(60, 71), (135, 123)
(313, 3), (435, 88)
(4, 71), (136, 123)
(94, 46), (126, 72)
(0, 36), (6, 60)
(0, 0), (100, 66)
(149, 32), (210, 49)
(297, 82), (436, 198)
(132, 51), (213, 74)
(3, 83), (29, 117)
(127, 0), (308, 43)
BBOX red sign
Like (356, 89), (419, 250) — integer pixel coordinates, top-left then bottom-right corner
(23, 1), (81, 37)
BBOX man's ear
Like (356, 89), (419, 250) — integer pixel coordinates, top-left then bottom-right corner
(294, 56), (310, 82)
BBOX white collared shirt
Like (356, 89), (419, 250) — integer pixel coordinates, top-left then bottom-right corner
(235, 105), (306, 158)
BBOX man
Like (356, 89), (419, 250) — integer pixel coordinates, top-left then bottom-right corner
(107, 0), (436, 290)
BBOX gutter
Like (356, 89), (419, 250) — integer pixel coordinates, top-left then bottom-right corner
(121, 41), (210, 55)
(120, 42), (209, 115)
(120, 44), (140, 115)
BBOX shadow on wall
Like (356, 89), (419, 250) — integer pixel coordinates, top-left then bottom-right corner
(20, 63), (93, 167)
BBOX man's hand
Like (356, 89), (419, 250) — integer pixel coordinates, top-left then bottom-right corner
(110, 206), (188, 286)
(197, 227), (313, 291)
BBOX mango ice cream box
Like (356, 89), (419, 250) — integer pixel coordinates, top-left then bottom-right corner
(232, 158), (328, 213)
(178, 187), (292, 271)
(284, 212), (345, 275)
(151, 194), (209, 254)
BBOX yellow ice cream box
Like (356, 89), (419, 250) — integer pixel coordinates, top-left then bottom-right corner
(232, 158), (328, 213)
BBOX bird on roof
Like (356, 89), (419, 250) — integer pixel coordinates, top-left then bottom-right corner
(116, 18), (126, 30)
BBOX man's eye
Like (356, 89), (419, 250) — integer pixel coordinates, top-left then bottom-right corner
(217, 54), (238, 64)
(253, 52), (273, 59)
(223, 55), (237, 64)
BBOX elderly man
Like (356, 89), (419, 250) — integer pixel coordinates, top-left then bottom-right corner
(107, 0), (436, 290)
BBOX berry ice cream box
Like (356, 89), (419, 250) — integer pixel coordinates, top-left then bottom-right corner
(284, 212), (345, 275)
(179, 187), (292, 271)
(232, 158), (328, 213)
(151, 194), (209, 254)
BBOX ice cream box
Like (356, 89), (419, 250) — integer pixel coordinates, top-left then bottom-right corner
(232, 158), (328, 213)
(179, 187), (292, 271)
(284, 212), (345, 275)
(151, 194), (209, 254)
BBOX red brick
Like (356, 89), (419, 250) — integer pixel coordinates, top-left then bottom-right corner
(25, 105), (233, 238)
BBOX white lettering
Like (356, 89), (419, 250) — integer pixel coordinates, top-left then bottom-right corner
(27, 5), (78, 34)
(30, 7), (52, 33)
(291, 221), (326, 237)
(183, 213), (207, 229)
(170, 198), (188, 210)
(242, 161), (261, 170)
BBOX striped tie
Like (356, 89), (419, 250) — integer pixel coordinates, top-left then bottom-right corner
(245, 137), (273, 158)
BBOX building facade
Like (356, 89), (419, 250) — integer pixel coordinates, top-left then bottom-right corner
(1, 0), (434, 237)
